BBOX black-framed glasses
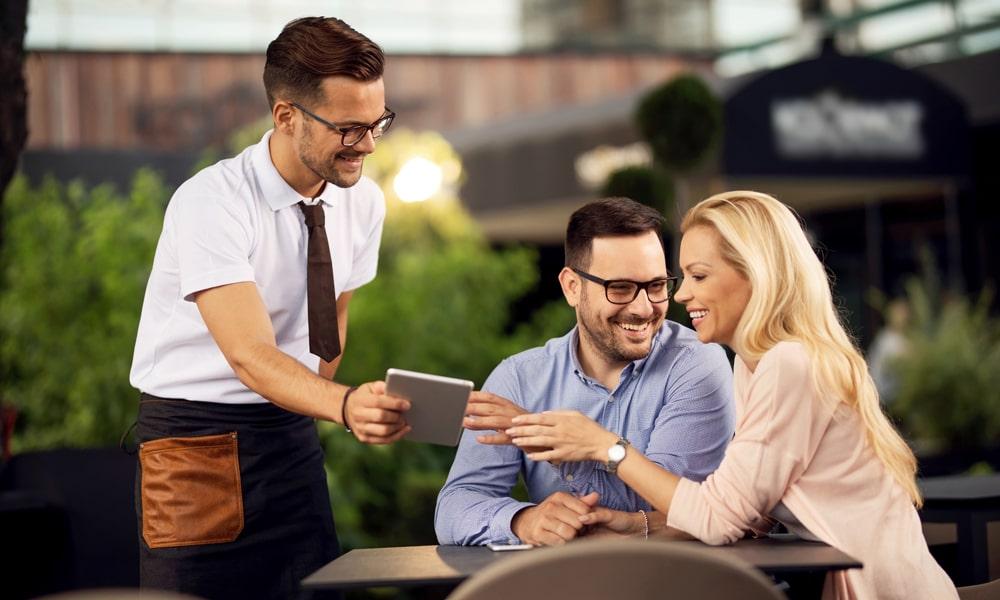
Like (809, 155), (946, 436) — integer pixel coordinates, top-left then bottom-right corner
(572, 267), (678, 305)
(291, 102), (395, 147)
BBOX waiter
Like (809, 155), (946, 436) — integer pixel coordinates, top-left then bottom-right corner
(129, 17), (409, 599)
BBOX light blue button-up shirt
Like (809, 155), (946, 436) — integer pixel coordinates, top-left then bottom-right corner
(434, 321), (735, 545)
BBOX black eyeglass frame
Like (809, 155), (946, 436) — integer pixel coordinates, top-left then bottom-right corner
(291, 102), (395, 147)
(571, 267), (678, 305)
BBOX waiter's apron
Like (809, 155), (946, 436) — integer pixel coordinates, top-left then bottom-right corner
(134, 394), (340, 600)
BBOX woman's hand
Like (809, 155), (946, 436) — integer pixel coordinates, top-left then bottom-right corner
(506, 410), (618, 463)
(579, 507), (644, 538)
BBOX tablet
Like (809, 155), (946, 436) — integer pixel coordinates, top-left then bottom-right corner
(385, 368), (474, 446)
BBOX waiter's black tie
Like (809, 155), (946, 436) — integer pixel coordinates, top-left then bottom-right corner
(298, 201), (341, 362)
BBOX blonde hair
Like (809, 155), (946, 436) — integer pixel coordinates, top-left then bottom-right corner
(681, 191), (921, 506)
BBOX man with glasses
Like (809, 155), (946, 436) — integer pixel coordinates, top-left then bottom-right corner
(129, 17), (407, 599)
(436, 197), (734, 547)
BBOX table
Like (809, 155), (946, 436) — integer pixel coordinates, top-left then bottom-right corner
(302, 537), (862, 591)
(920, 474), (1000, 585)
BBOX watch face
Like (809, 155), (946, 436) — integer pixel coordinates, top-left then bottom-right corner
(608, 443), (626, 462)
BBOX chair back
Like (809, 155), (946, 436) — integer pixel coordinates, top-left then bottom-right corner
(957, 577), (1000, 600)
(447, 539), (785, 600)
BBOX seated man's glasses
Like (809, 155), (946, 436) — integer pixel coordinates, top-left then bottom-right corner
(571, 267), (678, 305)
(291, 102), (395, 147)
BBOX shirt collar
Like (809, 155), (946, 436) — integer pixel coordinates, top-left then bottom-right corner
(567, 324), (661, 385)
(568, 327), (587, 380)
(251, 129), (339, 211)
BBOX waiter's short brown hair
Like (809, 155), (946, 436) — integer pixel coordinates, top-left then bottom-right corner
(263, 17), (385, 108)
(565, 198), (666, 269)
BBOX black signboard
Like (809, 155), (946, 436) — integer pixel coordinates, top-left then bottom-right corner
(724, 46), (970, 178)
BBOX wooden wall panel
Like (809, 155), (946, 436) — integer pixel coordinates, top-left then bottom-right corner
(25, 51), (707, 151)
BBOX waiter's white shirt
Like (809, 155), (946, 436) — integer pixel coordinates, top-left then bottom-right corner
(130, 130), (385, 404)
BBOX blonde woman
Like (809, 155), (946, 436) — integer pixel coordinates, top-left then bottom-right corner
(505, 191), (957, 599)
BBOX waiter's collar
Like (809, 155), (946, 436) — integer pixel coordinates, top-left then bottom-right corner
(252, 129), (339, 211)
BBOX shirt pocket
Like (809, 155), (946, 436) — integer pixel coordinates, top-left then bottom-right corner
(139, 432), (244, 548)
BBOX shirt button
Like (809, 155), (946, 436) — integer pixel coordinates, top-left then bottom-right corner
(565, 474), (574, 482)
(608, 395), (615, 403)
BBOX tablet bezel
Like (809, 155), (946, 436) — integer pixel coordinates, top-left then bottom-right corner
(385, 368), (474, 446)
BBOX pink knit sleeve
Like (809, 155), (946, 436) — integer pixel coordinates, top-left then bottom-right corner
(666, 342), (829, 545)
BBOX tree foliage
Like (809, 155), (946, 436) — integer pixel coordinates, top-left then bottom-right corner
(891, 268), (1000, 450)
(315, 129), (575, 548)
(0, 0), (29, 207)
(634, 74), (722, 172)
(0, 129), (575, 551)
(0, 171), (168, 448)
(600, 165), (675, 218)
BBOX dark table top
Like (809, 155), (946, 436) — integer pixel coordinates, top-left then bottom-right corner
(302, 537), (863, 590)
(919, 474), (1000, 502)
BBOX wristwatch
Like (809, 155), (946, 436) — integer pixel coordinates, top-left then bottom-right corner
(605, 437), (630, 475)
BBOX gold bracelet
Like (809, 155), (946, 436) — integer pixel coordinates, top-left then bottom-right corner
(638, 509), (649, 540)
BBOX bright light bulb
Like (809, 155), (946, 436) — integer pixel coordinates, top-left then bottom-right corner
(393, 157), (443, 203)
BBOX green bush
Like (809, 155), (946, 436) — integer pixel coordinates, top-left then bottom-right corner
(0, 130), (576, 551)
(891, 274), (1000, 450)
(0, 171), (168, 449)
(313, 129), (575, 549)
(320, 199), (569, 549)
(600, 165), (675, 218)
(635, 74), (722, 172)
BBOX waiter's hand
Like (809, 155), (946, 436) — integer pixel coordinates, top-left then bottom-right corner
(343, 381), (411, 444)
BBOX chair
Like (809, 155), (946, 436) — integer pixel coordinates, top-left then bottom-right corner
(0, 448), (139, 598)
(958, 577), (1000, 600)
(447, 539), (785, 600)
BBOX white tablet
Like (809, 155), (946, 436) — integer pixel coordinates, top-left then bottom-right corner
(385, 368), (474, 446)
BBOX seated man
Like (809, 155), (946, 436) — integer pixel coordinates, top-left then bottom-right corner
(435, 197), (734, 546)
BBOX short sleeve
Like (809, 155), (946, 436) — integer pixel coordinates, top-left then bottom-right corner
(343, 185), (386, 291)
(171, 191), (256, 301)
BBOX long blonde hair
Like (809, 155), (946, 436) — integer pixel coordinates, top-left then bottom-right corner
(681, 191), (921, 506)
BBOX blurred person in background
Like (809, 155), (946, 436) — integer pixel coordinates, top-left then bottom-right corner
(507, 192), (957, 599)
(129, 17), (409, 599)
(435, 198), (734, 547)
(868, 298), (911, 406)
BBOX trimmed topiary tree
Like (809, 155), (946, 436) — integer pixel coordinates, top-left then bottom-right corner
(600, 165), (675, 217)
(635, 73), (722, 173)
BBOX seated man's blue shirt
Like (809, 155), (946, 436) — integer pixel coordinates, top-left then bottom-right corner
(434, 321), (735, 545)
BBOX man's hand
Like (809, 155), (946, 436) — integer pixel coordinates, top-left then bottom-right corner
(464, 391), (551, 456)
(343, 381), (411, 444)
(511, 491), (600, 546)
(464, 391), (526, 444)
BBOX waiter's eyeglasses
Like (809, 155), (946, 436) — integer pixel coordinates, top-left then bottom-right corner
(571, 267), (678, 304)
(291, 102), (395, 147)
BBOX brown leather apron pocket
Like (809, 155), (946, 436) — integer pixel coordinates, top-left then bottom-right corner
(139, 432), (244, 548)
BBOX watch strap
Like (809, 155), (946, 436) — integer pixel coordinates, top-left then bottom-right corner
(606, 437), (630, 474)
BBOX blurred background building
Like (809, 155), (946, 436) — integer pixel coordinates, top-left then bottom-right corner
(21, 1), (1000, 345)
(11, 0), (1000, 423)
